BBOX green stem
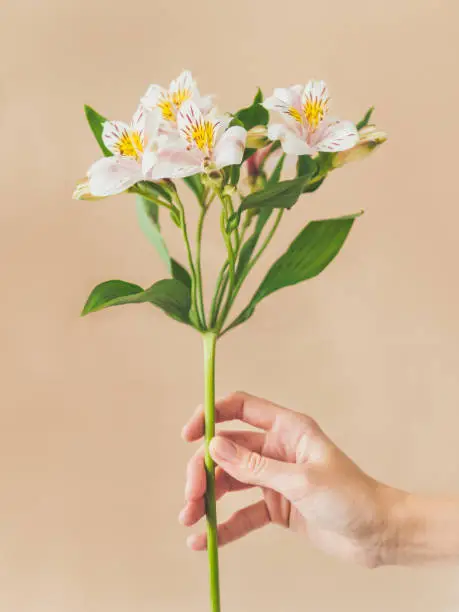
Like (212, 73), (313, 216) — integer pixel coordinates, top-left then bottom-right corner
(202, 331), (221, 612)
(210, 262), (229, 328)
(195, 205), (208, 328)
(216, 208), (236, 330)
(220, 208), (284, 329)
(173, 192), (204, 329)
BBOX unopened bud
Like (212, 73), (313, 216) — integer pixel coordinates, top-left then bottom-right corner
(72, 179), (104, 201)
(332, 125), (387, 168)
(246, 125), (269, 149)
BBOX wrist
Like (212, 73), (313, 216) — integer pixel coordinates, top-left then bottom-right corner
(374, 484), (412, 567)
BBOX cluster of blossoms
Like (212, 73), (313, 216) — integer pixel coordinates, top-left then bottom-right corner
(78, 70), (383, 200)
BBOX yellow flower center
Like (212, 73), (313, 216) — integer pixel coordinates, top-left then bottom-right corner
(158, 88), (192, 123)
(116, 130), (144, 160)
(303, 98), (328, 132)
(288, 107), (303, 123)
(182, 119), (215, 153)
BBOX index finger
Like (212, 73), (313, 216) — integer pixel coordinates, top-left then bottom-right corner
(182, 391), (289, 442)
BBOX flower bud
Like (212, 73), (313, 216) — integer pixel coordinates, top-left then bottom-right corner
(332, 125), (387, 168)
(246, 125), (269, 149)
(72, 179), (104, 201)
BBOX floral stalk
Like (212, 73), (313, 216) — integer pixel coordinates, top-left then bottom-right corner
(202, 331), (221, 612)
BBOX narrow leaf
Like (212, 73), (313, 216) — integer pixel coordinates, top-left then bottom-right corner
(84, 105), (111, 157)
(227, 211), (363, 332)
(268, 154), (286, 185)
(82, 278), (192, 324)
(356, 107), (374, 130)
(136, 195), (192, 289)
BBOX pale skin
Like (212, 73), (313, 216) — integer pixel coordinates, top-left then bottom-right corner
(180, 392), (459, 568)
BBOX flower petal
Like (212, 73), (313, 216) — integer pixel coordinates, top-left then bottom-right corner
(102, 120), (131, 155)
(131, 104), (145, 133)
(88, 156), (142, 197)
(302, 80), (329, 108)
(141, 84), (165, 110)
(315, 119), (359, 152)
(267, 123), (313, 155)
(214, 126), (247, 169)
(170, 70), (194, 94)
(152, 148), (203, 179)
(177, 100), (203, 138)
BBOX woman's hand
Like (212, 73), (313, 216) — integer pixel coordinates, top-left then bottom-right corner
(180, 391), (398, 568)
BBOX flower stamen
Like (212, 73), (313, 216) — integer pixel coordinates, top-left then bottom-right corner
(116, 130), (144, 160)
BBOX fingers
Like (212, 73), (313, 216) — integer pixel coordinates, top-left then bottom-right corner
(187, 500), (270, 550)
(210, 436), (305, 500)
(182, 391), (289, 442)
(184, 430), (265, 502)
(180, 466), (251, 527)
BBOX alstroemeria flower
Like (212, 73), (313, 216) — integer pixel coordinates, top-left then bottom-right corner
(141, 70), (212, 129)
(263, 80), (358, 155)
(151, 101), (247, 179)
(88, 106), (164, 197)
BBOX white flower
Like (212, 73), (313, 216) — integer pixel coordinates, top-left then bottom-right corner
(332, 124), (387, 168)
(263, 80), (358, 155)
(141, 70), (212, 129)
(151, 101), (247, 179)
(87, 106), (164, 197)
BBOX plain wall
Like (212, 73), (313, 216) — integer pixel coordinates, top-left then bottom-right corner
(1, 1), (459, 610)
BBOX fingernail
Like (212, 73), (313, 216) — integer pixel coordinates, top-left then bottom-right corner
(211, 437), (237, 461)
(179, 508), (187, 524)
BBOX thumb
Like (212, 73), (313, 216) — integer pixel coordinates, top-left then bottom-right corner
(209, 436), (305, 499)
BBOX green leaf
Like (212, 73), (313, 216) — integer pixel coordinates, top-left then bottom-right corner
(136, 195), (192, 289)
(84, 105), (111, 157)
(297, 155), (317, 179)
(183, 175), (205, 202)
(239, 176), (307, 213)
(268, 153), (286, 184)
(227, 211), (363, 332)
(81, 278), (192, 324)
(356, 106), (374, 130)
(235, 88), (269, 131)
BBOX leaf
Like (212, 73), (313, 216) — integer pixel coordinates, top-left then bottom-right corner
(356, 107), (374, 130)
(297, 155), (317, 179)
(268, 153), (286, 184)
(84, 105), (111, 157)
(239, 176), (308, 213)
(297, 153), (331, 193)
(183, 175), (205, 202)
(226, 211), (363, 332)
(235, 88), (269, 131)
(81, 278), (192, 324)
(136, 195), (192, 289)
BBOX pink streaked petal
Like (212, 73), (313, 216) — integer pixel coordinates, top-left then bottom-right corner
(141, 84), (165, 110)
(268, 123), (312, 155)
(102, 120), (131, 154)
(88, 156), (142, 197)
(302, 80), (329, 107)
(151, 148), (203, 179)
(177, 100), (203, 140)
(315, 119), (359, 152)
(214, 126), (247, 169)
(131, 104), (145, 133)
(263, 86), (303, 115)
(170, 70), (194, 94)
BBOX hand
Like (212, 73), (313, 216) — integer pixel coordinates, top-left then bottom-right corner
(180, 391), (397, 568)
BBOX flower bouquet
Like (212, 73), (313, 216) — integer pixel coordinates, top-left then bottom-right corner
(74, 70), (385, 611)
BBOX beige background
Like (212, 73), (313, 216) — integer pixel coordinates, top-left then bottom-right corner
(1, 1), (459, 610)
